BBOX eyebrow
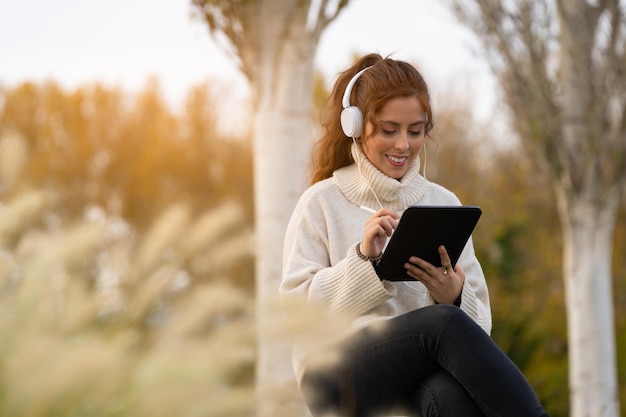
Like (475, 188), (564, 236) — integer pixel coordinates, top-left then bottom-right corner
(377, 120), (426, 127)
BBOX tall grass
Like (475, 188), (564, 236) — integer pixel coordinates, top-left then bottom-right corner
(0, 132), (353, 417)
(0, 189), (259, 417)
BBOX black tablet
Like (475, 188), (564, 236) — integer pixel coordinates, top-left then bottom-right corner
(374, 206), (482, 282)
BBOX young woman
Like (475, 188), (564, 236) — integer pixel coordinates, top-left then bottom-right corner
(280, 53), (548, 417)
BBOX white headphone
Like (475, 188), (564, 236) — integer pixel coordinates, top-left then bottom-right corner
(340, 66), (371, 138)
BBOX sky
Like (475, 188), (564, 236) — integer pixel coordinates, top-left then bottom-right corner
(0, 0), (498, 120)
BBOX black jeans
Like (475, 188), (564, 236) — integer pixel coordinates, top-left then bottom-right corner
(301, 305), (547, 417)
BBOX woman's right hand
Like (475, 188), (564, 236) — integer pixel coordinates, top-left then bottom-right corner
(361, 208), (400, 258)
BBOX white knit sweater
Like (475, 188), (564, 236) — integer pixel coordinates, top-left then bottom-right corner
(280, 143), (492, 384)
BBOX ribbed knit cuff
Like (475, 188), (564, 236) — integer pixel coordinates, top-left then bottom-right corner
(459, 279), (480, 322)
(318, 243), (391, 317)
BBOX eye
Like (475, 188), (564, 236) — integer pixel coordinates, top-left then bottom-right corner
(382, 129), (396, 136)
(409, 130), (423, 137)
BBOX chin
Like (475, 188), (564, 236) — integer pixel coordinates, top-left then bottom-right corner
(386, 170), (407, 180)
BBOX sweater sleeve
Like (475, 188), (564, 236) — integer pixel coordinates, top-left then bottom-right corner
(280, 191), (393, 318)
(455, 237), (492, 334)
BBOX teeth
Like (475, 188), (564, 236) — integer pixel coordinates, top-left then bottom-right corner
(387, 155), (407, 163)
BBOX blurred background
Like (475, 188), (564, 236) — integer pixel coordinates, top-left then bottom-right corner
(0, 1), (624, 417)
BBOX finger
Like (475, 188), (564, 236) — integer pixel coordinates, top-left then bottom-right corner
(406, 258), (437, 282)
(368, 224), (387, 240)
(438, 245), (452, 274)
(379, 217), (398, 236)
(404, 262), (424, 281)
(408, 256), (434, 272)
(376, 208), (400, 220)
(367, 215), (389, 228)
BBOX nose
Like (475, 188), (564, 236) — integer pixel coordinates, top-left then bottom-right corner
(394, 132), (410, 151)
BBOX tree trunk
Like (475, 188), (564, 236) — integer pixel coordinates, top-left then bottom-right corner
(254, 90), (314, 416)
(252, 6), (319, 416)
(557, 188), (620, 417)
(452, 0), (625, 414)
(191, 1), (352, 415)
(557, 1), (621, 414)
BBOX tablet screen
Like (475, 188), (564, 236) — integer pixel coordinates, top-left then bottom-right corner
(374, 206), (482, 282)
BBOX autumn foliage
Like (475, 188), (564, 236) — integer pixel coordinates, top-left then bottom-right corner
(0, 79), (624, 416)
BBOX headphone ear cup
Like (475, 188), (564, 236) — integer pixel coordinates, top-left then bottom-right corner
(341, 106), (363, 138)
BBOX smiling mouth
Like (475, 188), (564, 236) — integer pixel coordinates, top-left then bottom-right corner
(386, 155), (409, 166)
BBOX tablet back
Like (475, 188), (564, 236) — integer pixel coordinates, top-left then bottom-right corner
(374, 206), (482, 282)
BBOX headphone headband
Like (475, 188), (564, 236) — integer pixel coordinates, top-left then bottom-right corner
(342, 67), (371, 109)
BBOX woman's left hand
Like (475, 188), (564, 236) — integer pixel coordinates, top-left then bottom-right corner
(404, 245), (464, 304)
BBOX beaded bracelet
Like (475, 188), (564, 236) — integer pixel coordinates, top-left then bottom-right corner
(356, 241), (383, 263)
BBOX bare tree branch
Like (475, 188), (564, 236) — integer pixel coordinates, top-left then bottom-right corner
(311, 0), (349, 35)
(454, 0), (626, 200)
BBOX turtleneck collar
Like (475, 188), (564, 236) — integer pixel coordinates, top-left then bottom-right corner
(333, 141), (428, 211)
